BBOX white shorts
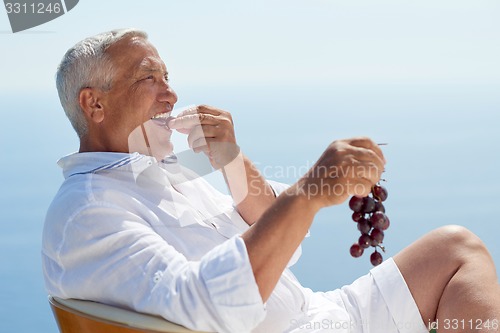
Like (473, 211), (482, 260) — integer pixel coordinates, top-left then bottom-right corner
(291, 258), (429, 333)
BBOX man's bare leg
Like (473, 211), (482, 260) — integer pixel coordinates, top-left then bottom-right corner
(394, 225), (500, 332)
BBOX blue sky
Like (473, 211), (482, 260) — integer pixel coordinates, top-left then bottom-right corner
(1, 0), (499, 94)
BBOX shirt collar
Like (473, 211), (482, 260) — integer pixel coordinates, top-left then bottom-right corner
(57, 152), (156, 179)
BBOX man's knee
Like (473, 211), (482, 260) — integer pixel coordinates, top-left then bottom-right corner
(434, 225), (488, 259)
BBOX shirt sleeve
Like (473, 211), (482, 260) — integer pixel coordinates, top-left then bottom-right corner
(42, 202), (266, 333)
(266, 179), (291, 197)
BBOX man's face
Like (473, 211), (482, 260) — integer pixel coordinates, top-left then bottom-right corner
(98, 36), (178, 157)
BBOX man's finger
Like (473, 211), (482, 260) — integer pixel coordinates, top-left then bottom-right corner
(173, 105), (198, 118)
(168, 113), (219, 130)
(191, 137), (210, 153)
(187, 125), (218, 149)
(348, 137), (386, 164)
(349, 146), (385, 175)
(345, 177), (374, 197)
(174, 105), (222, 118)
(193, 143), (210, 154)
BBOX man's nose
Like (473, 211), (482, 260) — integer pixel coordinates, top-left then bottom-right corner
(157, 80), (178, 106)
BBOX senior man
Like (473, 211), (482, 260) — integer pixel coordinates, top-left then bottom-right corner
(42, 28), (499, 333)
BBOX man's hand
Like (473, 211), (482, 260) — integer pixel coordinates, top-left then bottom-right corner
(296, 137), (386, 210)
(167, 105), (240, 170)
(168, 105), (276, 224)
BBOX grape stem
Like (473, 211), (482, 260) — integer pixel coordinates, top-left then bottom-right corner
(377, 244), (386, 253)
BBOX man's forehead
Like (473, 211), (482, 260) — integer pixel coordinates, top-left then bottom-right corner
(107, 36), (166, 73)
(107, 35), (149, 54)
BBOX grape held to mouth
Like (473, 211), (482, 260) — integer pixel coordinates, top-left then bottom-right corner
(348, 184), (389, 266)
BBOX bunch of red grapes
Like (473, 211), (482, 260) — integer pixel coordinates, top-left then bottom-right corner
(348, 184), (389, 266)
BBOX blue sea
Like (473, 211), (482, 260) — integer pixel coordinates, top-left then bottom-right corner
(1, 83), (499, 332)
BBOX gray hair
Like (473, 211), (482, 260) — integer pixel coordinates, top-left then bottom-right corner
(56, 28), (148, 138)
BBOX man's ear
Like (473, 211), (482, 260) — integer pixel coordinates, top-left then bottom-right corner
(79, 88), (105, 123)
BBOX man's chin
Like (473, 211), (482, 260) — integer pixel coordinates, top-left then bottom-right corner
(153, 142), (174, 161)
(128, 121), (174, 160)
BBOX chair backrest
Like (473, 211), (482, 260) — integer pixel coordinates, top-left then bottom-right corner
(48, 296), (202, 333)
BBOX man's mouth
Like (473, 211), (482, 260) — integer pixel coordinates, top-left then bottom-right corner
(151, 112), (174, 128)
(151, 112), (170, 120)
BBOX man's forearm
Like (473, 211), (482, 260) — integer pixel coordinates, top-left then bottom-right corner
(229, 137), (386, 303)
(222, 153), (276, 225)
(241, 183), (320, 302)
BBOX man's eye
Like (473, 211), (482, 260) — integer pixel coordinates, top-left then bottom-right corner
(136, 75), (154, 83)
(164, 74), (169, 82)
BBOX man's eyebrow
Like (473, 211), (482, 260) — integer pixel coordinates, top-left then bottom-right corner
(136, 58), (168, 75)
(138, 66), (167, 74)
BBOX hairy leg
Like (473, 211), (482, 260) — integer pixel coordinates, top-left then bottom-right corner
(394, 225), (500, 333)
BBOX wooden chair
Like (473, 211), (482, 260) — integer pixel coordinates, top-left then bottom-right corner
(49, 296), (438, 333)
(49, 296), (203, 333)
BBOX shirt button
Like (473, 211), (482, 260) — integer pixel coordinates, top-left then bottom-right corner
(153, 271), (163, 283)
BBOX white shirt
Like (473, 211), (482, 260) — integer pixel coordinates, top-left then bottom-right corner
(42, 152), (349, 333)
